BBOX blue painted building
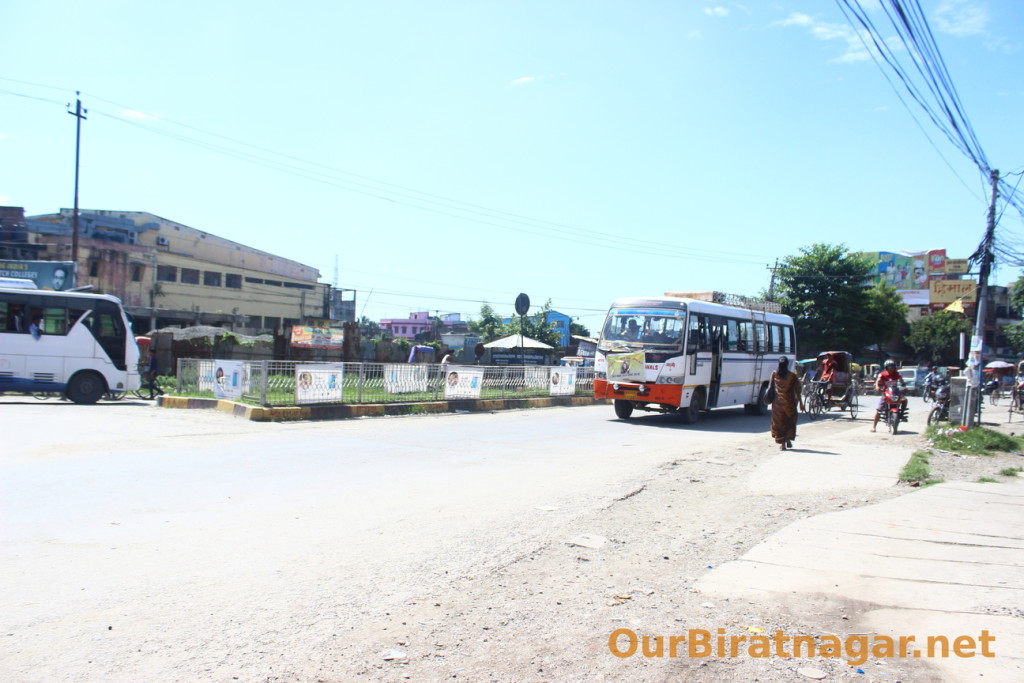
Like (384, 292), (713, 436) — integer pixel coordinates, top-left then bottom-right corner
(502, 310), (573, 347)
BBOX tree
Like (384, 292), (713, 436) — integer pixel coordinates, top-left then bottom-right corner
(773, 243), (874, 356)
(468, 303), (506, 342)
(358, 315), (382, 340)
(570, 321), (592, 338)
(864, 284), (909, 360)
(1009, 273), (1024, 316)
(906, 311), (972, 365)
(1003, 321), (1024, 356)
(520, 301), (561, 350)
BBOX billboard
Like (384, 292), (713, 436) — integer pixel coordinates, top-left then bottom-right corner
(290, 322), (345, 349)
(929, 279), (977, 305)
(0, 260), (76, 291)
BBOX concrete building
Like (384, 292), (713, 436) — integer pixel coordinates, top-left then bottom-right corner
(8, 207), (337, 334)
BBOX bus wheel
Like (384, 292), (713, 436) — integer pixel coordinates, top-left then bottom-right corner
(66, 371), (106, 404)
(744, 384), (769, 416)
(614, 400), (634, 420)
(680, 388), (704, 424)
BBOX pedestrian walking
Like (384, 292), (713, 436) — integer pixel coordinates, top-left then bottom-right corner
(769, 356), (804, 450)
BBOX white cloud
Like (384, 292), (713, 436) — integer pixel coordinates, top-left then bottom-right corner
(121, 109), (159, 121)
(774, 12), (814, 28)
(510, 77), (536, 86)
(934, 0), (988, 37)
(704, 7), (729, 18)
(774, 11), (879, 63)
(0, 193), (11, 205)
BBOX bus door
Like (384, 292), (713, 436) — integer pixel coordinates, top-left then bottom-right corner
(708, 318), (725, 408)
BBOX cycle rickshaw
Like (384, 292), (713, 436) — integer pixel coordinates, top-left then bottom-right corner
(805, 350), (859, 419)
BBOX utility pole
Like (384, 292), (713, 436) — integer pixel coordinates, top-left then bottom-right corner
(966, 168), (1000, 428)
(67, 92), (87, 265)
(766, 259), (781, 301)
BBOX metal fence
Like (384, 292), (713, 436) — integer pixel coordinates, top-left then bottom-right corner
(176, 359), (595, 407)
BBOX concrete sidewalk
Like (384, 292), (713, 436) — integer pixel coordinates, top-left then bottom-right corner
(698, 400), (1024, 681)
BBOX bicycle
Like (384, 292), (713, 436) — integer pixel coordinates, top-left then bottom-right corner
(805, 381), (826, 420)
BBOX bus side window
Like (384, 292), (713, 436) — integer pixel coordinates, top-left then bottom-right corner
(725, 319), (740, 351)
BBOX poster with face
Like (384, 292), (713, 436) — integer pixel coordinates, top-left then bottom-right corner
(443, 366), (484, 399)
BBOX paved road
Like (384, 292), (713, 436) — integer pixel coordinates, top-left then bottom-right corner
(1, 394), (1020, 681)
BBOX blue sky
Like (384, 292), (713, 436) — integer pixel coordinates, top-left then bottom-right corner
(2, 0), (1022, 332)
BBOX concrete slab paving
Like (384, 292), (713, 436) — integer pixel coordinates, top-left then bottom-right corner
(699, 479), (1024, 681)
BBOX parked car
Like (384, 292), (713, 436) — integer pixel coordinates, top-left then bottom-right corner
(899, 366), (920, 395)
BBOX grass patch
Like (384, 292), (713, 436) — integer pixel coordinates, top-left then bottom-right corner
(899, 450), (943, 486)
(999, 467), (1023, 477)
(927, 425), (1024, 456)
(977, 477), (999, 483)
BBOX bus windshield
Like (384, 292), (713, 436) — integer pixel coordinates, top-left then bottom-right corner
(600, 307), (686, 349)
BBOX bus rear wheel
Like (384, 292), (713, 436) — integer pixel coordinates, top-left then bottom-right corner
(614, 400), (634, 420)
(66, 371), (106, 405)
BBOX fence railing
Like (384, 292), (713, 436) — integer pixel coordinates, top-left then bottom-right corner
(176, 359), (595, 407)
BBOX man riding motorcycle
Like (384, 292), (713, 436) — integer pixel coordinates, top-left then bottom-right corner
(922, 367), (941, 401)
(872, 360), (908, 432)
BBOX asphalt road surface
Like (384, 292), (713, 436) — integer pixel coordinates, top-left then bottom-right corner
(1, 395), (970, 682)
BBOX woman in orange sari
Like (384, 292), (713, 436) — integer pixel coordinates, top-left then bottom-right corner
(770, 356), (804, 450)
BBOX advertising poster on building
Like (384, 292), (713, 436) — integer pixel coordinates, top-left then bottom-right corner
(212, 360), (245, 399)
(930, 279), (977, 305)
(295, 363), (345, 404)
(290, 323), (345, 349)
(443, 365), (484, 399)
(0, 260), (76, 290)
(549, 367), (576, 396)
(383, 364), (429, 394)
(607, 351), (645, 382)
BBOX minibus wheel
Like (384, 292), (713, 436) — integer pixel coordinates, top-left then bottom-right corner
(614, 400), (634, 420)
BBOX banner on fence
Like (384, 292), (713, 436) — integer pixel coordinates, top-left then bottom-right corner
(384, 364), (429, 394)
(212, 360), (246, 399)
(549, 367), (576, 396)
(443, 365), (484, 399)
(295, 363), (345, 404)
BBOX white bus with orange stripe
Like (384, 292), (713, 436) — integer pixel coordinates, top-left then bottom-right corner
(593, 292), (796, 423)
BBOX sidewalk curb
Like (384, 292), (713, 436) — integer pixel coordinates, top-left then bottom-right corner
(158, 395), (608, 422)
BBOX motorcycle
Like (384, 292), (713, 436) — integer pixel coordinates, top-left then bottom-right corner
(926, 380), (950, 426)
(881, 381), (907, 434)
(922, 377), (940, 404)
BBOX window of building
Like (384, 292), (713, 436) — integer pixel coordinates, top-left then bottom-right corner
(131, 265), (143, 282)
(89, 261), (101, 277)
(283, 318), (299, 327)
(264, 280), (282, 287)
(283, 282), (315, 290)
(263, 316), (281, 330)
(204, 271), (221, 287)
(245, 277), (264, 284)
(180, 268), (200, 284)
(156, 265), (177, 282)
(225, 274), (242, 289)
